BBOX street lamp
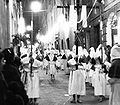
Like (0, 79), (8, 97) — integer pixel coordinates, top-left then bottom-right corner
(31, 1), (42, 13)
(30, 1), (42, 75)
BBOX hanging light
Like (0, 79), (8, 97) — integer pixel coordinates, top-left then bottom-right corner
(31, 1), (42, 12)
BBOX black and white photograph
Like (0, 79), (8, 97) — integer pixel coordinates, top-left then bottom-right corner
(0, 0), (120, 105)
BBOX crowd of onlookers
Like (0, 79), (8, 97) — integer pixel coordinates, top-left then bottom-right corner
(0, 47), (29, 105)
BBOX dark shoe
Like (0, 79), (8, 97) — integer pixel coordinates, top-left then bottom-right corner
(70, 100), (76, 103)
(77, 100), (82, 103)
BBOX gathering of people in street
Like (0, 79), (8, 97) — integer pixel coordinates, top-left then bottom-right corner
(0, 42), (120, 105)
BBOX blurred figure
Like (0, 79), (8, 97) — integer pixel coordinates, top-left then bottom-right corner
(0, 52), (8, 105)
(48, 50), (57, 80)
(106, 45), (111, 63)
(2, 48), (29, 105)
(61, 51), (67, 71)
(108, 45), (120, 105)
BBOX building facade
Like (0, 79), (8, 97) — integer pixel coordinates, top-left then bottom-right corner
(103, 0), (120, 46)
(0, 0), (22, 50)
(0, 0), (9, 49)
(87, 0), (120, 49)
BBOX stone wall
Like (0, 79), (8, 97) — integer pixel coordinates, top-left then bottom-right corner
(0, 0), (9, 50)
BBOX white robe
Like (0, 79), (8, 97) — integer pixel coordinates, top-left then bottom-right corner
(56, 57), (61, 68)
(94, 64), (106, 96)
(43, 59), (49, 68)
(105, 74), (111, 96)
(68, 66), (86, 95)
(48, 54), (56, 75)
(26, 59), (42, 98)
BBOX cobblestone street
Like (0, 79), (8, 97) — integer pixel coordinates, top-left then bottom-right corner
(36, 69), (109, 105)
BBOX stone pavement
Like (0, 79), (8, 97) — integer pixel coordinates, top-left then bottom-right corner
(36, 69), (109, 105)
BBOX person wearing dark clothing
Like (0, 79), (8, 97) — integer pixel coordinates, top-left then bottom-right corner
(14, 56), (22, 69)
(108, 45), (120, 105)
(0, 52), (8, 105)
(2, 48), (29, 105)
(106, 45), (111, 63)
(6, 90), (24, 105)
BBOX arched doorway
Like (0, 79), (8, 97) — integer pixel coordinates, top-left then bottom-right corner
(106, 12), (118, 46)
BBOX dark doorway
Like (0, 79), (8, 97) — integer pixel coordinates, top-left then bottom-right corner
(94, 24), (100, 49)
(66, 38), (70, 49)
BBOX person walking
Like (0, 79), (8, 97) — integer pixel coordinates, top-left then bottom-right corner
(68, 56), (86, 103)
(48, 49), (57, 80)
(93, 57), (106, 102)
(23, 53), (42, 105)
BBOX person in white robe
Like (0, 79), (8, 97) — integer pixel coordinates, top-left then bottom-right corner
(48, 50), (57, 80)
(43, 57), (49, 74)
(68, 57), (86, 103)
(86, 61), (93, 85)
(94, 57), (106, 102)
(61, 52), (67, 71)
(103, 57), (111, 98)
(56, 55), (62, 71)
(22, 53), (42, 104)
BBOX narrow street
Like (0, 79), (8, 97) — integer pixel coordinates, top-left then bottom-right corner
(36, 69), (109, 105)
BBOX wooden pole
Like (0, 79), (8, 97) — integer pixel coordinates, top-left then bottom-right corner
(75, 0), (79, 70)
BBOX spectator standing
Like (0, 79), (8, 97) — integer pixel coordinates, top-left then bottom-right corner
(0, 52), (8, 105)
(2, 48), (29, 105)
(108, 45), (120, 105)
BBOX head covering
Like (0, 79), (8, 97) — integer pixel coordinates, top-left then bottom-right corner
(89, 47), (95, 58)
(50, 49), (55, 55)
(110, 44), (120, 61)
(32, 59), (42, 67)
(94, 44), (102, 59)
(2, 48), (15, 63)
(21, 56), (30, 64)
(83, 48), (89, 57)
(104, 61), (111, 71)
(108, 44), (120, 78)
(72, 45), (76, 54)
(78, 46), (83, 57)
(68, 58), (76, 66)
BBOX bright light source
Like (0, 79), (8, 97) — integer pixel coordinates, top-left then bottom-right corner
(31, 1), (41, 12)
